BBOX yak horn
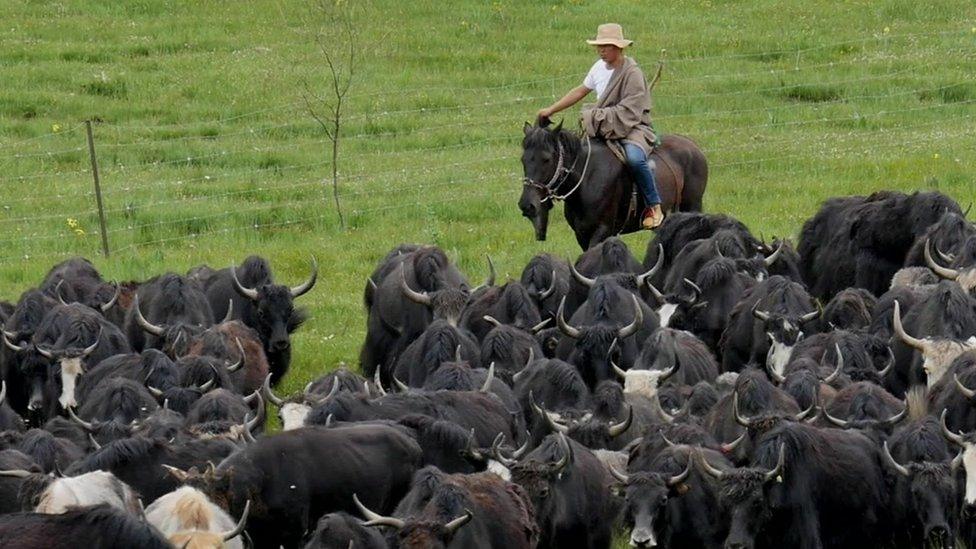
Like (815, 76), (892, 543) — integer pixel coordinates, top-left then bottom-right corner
(392, 374), (409, 393)
(226, 338), (245, 373)
(637, 244), (665, 289)
(668, 458), (693, 487)
(353, 493), (405, 529)
(511, 432), (531, 459)
(230, 266), (260, 301)
(537, 271), (557, 301)
(553, 432), (572, 472)
(222, 300), (234, 323)
(0, 469), (34, 478)
(884, 404), (908, 426)
(878, 347), (895, 378)
(2, 332), (26, 353)
(936, 243), (956, 265)
(925, 239), (960, 280)
(763, 241), (785, 267)
(373, 369), (387, 397)
(893, 301), (927, 351)
(617, 295), (644, 339)
(473, 255), (496, 292)
(0, 380), (5, 406)
(763, 443), (786, 483)
(751, 302), (771, 323)
(482, 315), (503, 328)
(682, 278), (703, 297)
(317, 379), (340, 405)
(608, 405), (633, 438)
(568, 261), (596, 287)
(133, 294), (166, 336)
(161, 464), (190, 483)
(100, 284), (121, 313)
(611, 358), (628, 380)
(822, 344), (844, 384)
(443, 510), (474, 535)
(289, 257), (319, 298)
(607, 462), (629, 483)
(55, 280), (70, 306)
(262, 374), (285, 407)
(798, 305), (821, 324)
(882, 441), (910, 477)
(696, 449), (725, 479)
(556, 297), (581, 339)
(721, 433), (746, 454)
(480, 363), (495, 393)
(530, 318), (551, 334)
(79, 330), (101, 358)
(647, 282), (666, 305)
(67, 406), (95, 432)
(530, 391), (568, 434)
(732, 391), (753, 428)
(956, 373), (976, 400)
(491, 434), (517, 468)
(942, 409), (966, 446)
(820, 406), (850, 428)
(222, 500), (251, 541)
(399, 265), (431, 306)
(88, 433), (101, 450)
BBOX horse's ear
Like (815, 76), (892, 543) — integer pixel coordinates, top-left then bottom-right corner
(523, 121), (532, 135)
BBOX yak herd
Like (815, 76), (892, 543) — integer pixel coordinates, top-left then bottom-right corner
(0, 189), (974, 548)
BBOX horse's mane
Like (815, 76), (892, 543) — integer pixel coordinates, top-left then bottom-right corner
(524, 125), (582, 158)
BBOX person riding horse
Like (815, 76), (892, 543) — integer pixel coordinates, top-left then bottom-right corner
(537, 23), (664, 230)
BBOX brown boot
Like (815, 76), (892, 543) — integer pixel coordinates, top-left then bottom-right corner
(641, 204), (664, 230)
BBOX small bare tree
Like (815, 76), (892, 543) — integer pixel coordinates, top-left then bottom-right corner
(301, 0), (362, 229)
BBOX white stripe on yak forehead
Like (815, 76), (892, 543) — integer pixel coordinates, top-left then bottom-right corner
(657, 303), (678, 328)
(964, 443), (976, 505)
(766, 334), (796, 379)
(58, 357), (84, 409)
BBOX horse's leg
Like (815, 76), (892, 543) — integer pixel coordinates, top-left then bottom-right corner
(586, 225), (615, 249)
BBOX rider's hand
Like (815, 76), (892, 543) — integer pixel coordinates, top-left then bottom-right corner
(536, 108), (553, 127)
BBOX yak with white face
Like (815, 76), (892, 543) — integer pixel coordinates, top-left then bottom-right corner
(145, 486), (249, 549)
(894, 300), (976, 387)
(719, 276), (820, 375)
(0, 469), (141, 515)
(28, 303), (130, 412)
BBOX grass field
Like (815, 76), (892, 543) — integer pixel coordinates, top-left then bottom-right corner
(1, 0), (975, 410)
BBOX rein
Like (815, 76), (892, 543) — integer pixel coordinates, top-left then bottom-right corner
(523, 134), (592, 203)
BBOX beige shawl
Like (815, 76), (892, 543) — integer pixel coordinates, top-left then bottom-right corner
(580, 56), (657, 156)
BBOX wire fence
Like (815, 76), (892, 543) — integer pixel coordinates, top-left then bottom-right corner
(1, 26), (974, 264)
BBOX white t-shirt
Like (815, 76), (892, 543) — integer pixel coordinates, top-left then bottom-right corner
(583, 59), (614, 100)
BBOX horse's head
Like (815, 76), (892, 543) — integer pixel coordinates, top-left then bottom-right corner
(519, 120), (564, 241)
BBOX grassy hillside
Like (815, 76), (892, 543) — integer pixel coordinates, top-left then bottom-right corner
(1, 0), (975, 403)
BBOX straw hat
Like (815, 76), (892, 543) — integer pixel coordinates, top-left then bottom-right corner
(586, 23), (633, 48)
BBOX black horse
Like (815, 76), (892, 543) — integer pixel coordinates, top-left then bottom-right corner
(519, 121), (708, 250)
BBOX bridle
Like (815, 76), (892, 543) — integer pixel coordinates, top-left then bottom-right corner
(522, 134), (592, 203)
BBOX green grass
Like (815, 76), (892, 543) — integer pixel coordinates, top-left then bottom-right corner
(0, 4), (974, 542)
(0, 0), (972, 395)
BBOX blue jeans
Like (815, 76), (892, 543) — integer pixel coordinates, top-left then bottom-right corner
(624, 143), (661, 207)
